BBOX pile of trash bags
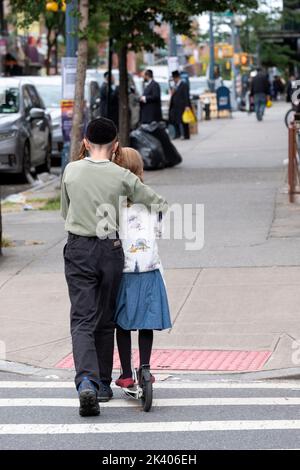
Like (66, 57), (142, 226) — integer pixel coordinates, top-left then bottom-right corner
(130, 121), (182, 171)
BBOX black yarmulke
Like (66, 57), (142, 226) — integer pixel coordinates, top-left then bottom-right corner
(85, 117), (117, 144)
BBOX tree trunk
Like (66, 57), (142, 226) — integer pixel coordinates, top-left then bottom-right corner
(70, 0), (89, 162)
(46, 30), (52, 76)
(54, 34), (58, 75)
(118, 45), (130, 146)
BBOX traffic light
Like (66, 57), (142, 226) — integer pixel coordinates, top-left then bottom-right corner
(46, 1), (59, 11)
(240, 53), (248, 66)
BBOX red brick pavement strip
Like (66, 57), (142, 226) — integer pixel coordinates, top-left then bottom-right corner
(55, 349), (272, 372)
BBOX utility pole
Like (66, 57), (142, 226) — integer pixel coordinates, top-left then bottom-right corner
(231, 16), (238, 111)
(66, 0), (78, 57)
(209, 12), (215, 91)
(106, 36), (113, 119)
(61, 0), (78, 169)
(0, 0), (6, 77)
(169, 24), (177, 57)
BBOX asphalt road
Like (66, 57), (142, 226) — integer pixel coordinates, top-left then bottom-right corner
(1, 372), (300, 450)
(0, 167), (61, 199)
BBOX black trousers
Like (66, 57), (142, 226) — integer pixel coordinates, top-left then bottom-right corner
(174, 122), (190, 139)
(64, 233), (124, 389)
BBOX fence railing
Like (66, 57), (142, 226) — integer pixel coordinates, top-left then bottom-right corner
(288, 123), (300, 203)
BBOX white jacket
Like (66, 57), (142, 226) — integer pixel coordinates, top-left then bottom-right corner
(119, 203), (163, 275)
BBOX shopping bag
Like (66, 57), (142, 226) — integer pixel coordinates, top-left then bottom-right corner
(266, 99), (272, 108)
(182, 107), (196, 124)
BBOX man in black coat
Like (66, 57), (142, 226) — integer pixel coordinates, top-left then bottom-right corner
(140, 69), (162, 124)
(100, 72), (119, 128)
(250, 68), (270, 121)
(169, 70), (190, 139)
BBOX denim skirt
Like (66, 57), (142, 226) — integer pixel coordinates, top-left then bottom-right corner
(115, 270), (172, 331)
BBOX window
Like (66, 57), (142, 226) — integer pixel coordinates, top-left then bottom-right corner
(28, 85), (44, 108)
(23, 86), (33, 112)
(0, 86), (19, 113)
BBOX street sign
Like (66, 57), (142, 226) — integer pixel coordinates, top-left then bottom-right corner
(61, 57), (77, 100)
(61, 99), (74, 142)
(168, 56), (179, 77)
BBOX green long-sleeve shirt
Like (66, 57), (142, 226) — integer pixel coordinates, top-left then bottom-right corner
(61, 159), (168, 237)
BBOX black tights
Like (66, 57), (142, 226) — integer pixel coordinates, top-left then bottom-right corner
(116, 326), (153, 378)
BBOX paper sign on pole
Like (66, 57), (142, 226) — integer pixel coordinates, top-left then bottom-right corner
(168, 56), (179, 78)
(61, 57), (77, 100)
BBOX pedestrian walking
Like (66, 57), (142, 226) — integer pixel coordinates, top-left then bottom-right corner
(286, 74), (296, 104)
(99, 71), (119, 128)
(250, 68), (270, 121)
(169, 70), (191, 140)
(113, 147), (172, 388)
(140, 69), (162, 124)
(61, 117), (168, 417)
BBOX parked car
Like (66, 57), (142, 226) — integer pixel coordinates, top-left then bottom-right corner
(189, 76), (209, 98)
(24, 75), (101, 162)
(23, 76), (62, 160)
(0, 77), (52, 181)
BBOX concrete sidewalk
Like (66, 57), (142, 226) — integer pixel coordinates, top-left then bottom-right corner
(1, 102), (300, 374)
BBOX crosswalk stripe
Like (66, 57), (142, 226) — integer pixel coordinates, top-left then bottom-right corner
(1, 397), (300, 407)
(1, 381), (300, 390)
(1, 420), (300, 434)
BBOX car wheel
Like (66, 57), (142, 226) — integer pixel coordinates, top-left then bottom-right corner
(37, 137), (51, 174)
(20, 142), (32, 184)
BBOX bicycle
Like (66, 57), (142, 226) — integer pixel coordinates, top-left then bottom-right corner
(121, 364), (153, 412)
(285, 108), (296, 128)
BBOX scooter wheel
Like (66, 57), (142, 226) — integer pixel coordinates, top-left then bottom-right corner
(141, 380), (153, 412)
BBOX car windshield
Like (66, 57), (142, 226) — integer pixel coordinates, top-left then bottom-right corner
(36, 84), (61, 108)
(0, 86), (19, 113)
(190, 80), (206, 92)
(158, 82), (169, 95)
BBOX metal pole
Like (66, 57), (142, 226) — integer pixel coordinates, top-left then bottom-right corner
(231, 16), (237, 111)
(106, 36), (113, 119)
(61, 0), (78, 171)
(0, 0), (5, 77)
(169, 24), (177, 57)
(0, 0), (5, 35)
(209, 12), (215, 91)
(66, 0), (78, 57)
(288, 124), (296, 203)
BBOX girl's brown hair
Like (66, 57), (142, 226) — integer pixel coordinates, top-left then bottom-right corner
(114, 147), (144, 181)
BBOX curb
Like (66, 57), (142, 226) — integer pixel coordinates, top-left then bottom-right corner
(1, 359), (300, 383)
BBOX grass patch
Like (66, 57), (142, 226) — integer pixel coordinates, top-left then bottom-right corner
(1, 237), (14, 248)
(38, 196), (61, 211)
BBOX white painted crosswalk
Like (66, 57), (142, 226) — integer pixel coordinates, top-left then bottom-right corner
(2, 420), (300, 435)
(1, 379), (300, 449)
(1, 396), (300, 408)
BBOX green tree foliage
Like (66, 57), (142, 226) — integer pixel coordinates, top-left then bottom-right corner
(9, 0), (258, 145)
(239, 3), (299, 72)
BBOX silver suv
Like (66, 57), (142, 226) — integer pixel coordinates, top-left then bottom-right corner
(0, 77), (52, 181)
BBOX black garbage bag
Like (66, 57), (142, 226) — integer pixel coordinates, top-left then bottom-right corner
(141, 121), (182, 168)
(129, 128), (166, 170)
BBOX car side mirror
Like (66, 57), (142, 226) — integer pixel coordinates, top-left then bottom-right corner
(29, 108), (45, 120)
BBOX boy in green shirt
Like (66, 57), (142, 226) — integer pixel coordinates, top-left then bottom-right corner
(61, 117), (167, 417)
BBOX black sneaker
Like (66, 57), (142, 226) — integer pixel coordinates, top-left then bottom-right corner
(98, 382), (113, 402)
(78, 377), (100, 417)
